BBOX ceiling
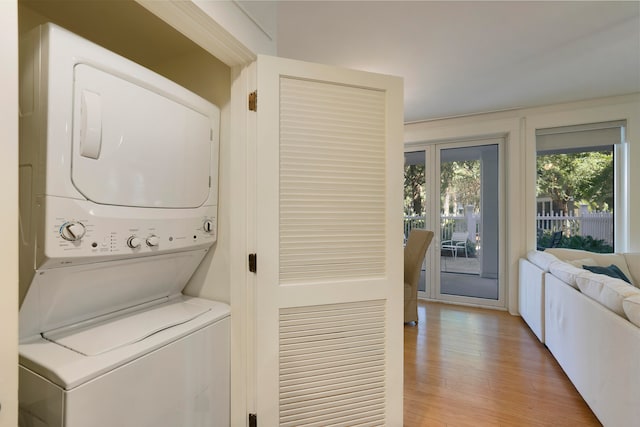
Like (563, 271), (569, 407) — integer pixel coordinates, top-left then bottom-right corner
(275, 1), (640, 123)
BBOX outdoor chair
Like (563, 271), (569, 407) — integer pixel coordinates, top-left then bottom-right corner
(404, 229), (434, 324)
(537, 230), (563, 251)
(441, 231), (469, 259)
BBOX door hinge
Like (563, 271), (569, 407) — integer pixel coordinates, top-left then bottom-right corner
(248, 253), (257, 273)
(249, 413), (257, 427)
(248, 90), (257, 112)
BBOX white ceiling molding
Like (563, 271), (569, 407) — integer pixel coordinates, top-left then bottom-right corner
(136, 0), (270, 67)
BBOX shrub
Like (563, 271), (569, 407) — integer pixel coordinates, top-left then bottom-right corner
(560, 235), (613, 253)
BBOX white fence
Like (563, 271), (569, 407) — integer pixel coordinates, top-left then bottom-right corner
(404, 207), (613, 246)
(404, 206), (480, 244)
(536, 209), (613, 245)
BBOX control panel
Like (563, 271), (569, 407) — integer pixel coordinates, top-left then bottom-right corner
(39, 197), (217, 269)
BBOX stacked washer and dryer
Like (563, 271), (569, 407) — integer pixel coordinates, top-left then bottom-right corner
(18, 24), (230, 426)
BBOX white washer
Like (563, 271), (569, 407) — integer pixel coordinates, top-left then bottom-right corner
(18, 24), (229, 427)
(19, 295), (230, 427)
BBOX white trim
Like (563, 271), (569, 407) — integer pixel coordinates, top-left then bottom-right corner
(135, 0), (261, 66)
(405, 117), (522, 314)
(525, 97), (639, 253)
(228, 63), (254, 426)
(405, 137), (509, 309)
(0, 0), (19, 423)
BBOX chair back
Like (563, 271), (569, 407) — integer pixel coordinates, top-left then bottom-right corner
(451, 231), (469, 243)
(549, 230), (563, 248)
(404, 229), (434, 285)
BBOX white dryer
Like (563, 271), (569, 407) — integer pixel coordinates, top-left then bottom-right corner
(18, 24), (229, 427)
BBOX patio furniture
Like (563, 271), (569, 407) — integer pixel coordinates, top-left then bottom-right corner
(441, 231), (469, 259)
(404, 229), (434, 324)
(537, 230), (563, 251)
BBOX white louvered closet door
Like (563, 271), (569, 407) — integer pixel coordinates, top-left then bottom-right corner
(253, 55), (403, 427)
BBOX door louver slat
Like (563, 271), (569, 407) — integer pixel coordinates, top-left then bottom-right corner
(279, 77), (386, 283)
(279, 300), (386, 427)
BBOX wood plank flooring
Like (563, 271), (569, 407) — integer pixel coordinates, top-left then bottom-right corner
(404, 301), (601, 426)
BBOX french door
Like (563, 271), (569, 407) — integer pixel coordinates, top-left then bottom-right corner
(405, 137), (505, 308)
(251, 55), (404, 426)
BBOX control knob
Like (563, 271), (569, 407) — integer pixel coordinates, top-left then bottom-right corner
(203, 219), (214, 233)
(60, 221), (86, 242)
(127, 236), (142, 249)
(146, 235), (160, 247)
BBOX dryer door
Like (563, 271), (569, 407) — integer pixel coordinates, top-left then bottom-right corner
(71, 64), (214, 208)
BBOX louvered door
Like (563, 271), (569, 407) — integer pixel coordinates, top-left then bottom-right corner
(254, 55), (403, 426)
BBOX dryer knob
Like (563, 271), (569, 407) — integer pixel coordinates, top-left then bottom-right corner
(203, 219), (214, 233)
(146, 235), (160, 247)
(127, 236), (142, 249)
(60, 222), (86, 241)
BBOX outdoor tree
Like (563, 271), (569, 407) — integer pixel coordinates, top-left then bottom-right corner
(440, 160), (480, 214)
(404, 164), (425, 215)
(536, 151), (613, 213)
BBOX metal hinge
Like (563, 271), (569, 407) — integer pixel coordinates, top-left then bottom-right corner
(249, 413), (257, 427)
(248, 91), (257, 112)
(248, 253), (257, 273)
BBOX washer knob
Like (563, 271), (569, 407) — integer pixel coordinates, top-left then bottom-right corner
(127, 236), (142, 249)
(60, 222), (86, 241)
(146, 235), (160, 247)
(203, 219), (214, 233)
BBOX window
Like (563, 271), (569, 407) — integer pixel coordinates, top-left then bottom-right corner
(535, 121), (625, 253)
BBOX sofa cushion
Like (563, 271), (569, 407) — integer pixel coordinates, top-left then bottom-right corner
(582, 264), (632, 284)
(576, 273), (640, 318)
(623, 294), (640, 327)
(548, 261), (587, 289)
(546, 248), (634, 286)
(526, 250), (560, 272)
(566, 257), (597, 268)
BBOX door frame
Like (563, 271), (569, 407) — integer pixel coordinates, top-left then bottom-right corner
(406, 136), (507, 309)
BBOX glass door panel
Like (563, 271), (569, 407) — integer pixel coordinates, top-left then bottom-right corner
(439, 144), (499, 300)
(404, 150), (428, 294)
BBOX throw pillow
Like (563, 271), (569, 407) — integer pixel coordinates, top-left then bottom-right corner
(582, 264), (632, 284)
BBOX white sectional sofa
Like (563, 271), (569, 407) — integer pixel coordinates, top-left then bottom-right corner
(519, 248), (640, 427)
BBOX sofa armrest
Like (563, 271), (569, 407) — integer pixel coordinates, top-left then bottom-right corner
(518, 258), (545, 342)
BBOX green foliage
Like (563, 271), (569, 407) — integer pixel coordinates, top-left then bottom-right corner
(441, 160), (480, 214)
(537, 151), (613, 213)
(559, 235), (613, 253)
(404, 164), (425, 215)
(538, 233), (613, 253)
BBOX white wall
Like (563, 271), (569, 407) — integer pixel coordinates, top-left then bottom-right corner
(405, 93), (640, 314)
(0, 1), (19, 425)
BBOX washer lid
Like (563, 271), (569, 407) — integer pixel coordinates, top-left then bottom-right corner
(43, 300), (209, 356)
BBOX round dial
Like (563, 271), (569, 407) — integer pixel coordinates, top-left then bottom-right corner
(127, 236), (142, 249)
(146, 235), (160, 247)
(203, 219), (214, 233)
(60, 221), (86, 242)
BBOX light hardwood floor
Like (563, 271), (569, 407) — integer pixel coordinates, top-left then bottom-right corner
(404, 300), (601, 426)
